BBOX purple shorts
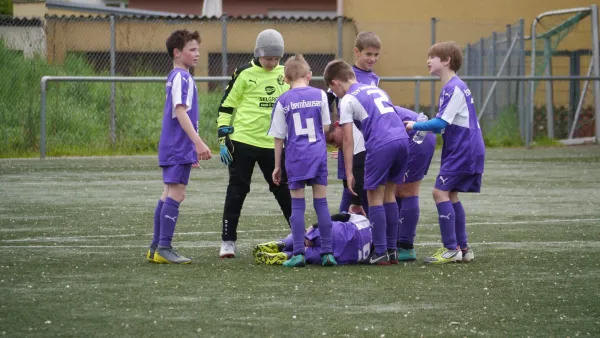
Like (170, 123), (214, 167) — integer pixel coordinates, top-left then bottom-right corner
(289, 175), (328, 190)
(162, 164), (192, 185)
(404, 133), (436, 183)
(434, 173), (482, 192)
(364, 139), (409, 190)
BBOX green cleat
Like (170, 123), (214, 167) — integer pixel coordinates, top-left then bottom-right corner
(398, 248), (417, 262)
(252, 241), (285, 257)
(255, 252), (288, 265)
(283, 254), (306, 268)
(146, 244), (158, 263)
(321, 253), (337, 267)
(154, 246), (192, 264)
(423, 247), (462, 264)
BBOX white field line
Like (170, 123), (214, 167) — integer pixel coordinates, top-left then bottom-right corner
(1, 217), (599, 244)
(0, 241), (599, 249)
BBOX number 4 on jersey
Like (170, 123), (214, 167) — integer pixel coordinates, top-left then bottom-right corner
(293, 112), (316, 143)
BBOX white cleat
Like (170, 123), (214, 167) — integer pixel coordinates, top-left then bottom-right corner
(219, 241), (236, 258)
(461, 248), (475, 262)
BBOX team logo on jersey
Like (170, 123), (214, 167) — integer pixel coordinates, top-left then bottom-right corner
(265, 86), (276, 95)
(277, 74), (285, 86)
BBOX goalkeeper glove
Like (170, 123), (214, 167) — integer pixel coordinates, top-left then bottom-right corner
(218, 126), (234, 166)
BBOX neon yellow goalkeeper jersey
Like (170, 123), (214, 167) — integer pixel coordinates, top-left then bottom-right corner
(217, 58), (290, 149)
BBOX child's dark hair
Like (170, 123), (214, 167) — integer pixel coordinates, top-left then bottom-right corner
(428, 41), (463, 72)
(323, 60), (356, 86)
(166, 29), (201, 59)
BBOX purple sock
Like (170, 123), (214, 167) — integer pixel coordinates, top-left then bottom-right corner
(453, 201), (468, 249)
(398, 196), (419, 247)
(290, 198), (306, 256)
(151, 199), (164, 246)
(384, 202), (399, 250)
(436, 201), (457, 249)
(159, 197), (180, 247)
(314, 198), (333, 254)
(281, 234), (293, 251)
(339, 188), (352, 213)
(369, 205), (387, 255)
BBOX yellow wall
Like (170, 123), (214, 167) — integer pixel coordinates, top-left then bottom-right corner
(344, 0), (596, 107)
(13, 2), (46, 18)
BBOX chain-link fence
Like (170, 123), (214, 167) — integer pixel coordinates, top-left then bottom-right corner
(1, 12), (598, 156)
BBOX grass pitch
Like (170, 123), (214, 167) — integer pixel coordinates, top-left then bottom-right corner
(1, 146), (600, 337)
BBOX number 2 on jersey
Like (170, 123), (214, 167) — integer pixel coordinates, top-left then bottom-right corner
(367, 89), (395, 115)
(293, 112), (316, 143)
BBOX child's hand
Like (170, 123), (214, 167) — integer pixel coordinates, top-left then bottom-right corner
(404, 121), (415, 130)
(346, 173), (358, 196)
(349, 204), (366, 216)
(330, 150), (339, 159)
(272, 167), (281, 186)
(195, 141), (212, 161)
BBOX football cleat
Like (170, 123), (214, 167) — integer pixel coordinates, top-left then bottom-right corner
(146, 244), (158, 263)
(423, 247), (462, 264)
(363, 251), (391, 265)
(255, 252), (288, 265)
(398, 248), (417, 261)
(252, 241), (285, 257)
(461, 248), (475, 262)
(219, 241), (236, 258)
(153, 246), (192, 264)
(282, 254), (306, 267)
(387, 249), (399, 264)
(321, 253), (337, 267)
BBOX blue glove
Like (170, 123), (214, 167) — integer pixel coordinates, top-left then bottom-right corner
(218, 126), (234, 166)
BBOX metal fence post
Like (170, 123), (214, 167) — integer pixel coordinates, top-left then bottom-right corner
(591, 4), (600, 140)
(544, 37), (555, 139)
(478, 38), (485, 110)
(430, 17), (437, 116)
(221, 14), (228, 90)
(491, 32), (497, 115)
(506, 24), (512, 105)
(40, 77), (48, 159)
(415, 80), (421, 114)
(110, 15), (116, 147)
(337, 16), (343, 59)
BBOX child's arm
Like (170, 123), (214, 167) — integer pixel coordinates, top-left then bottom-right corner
(320, 90), (331, 134)
(272, 138), (284, 186)
(405, 118), (448, 134)
(342, 123), (356, 195)
(175, 105), (211, 160)
(216, 67), (245, 129)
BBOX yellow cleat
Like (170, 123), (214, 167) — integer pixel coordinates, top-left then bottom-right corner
(423, 247), (462, 264)
(255, 252), (288, 265)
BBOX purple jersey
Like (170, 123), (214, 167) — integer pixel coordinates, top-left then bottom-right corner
(337, 67), (379, 179)
(339, 83), (408, 151)
(436, 76), (485, 175)
(306, 214), (372, 265)
(268, 87), (330, 182)
(158, 68), (199, 166)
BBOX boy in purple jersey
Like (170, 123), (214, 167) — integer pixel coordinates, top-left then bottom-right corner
(328, 32), (381, 214)
(253, 213), (372, 265)
(268, 55), (336, 267)
(405, 41), (485, 264)
(324, 60), (410, 265)
(393, 106), (436, 262)
(147, 29), (212, 264)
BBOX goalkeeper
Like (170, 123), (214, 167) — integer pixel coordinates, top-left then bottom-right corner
(216, 29), (292, 258)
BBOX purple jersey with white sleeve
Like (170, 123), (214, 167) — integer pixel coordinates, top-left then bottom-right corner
(305, 214), (372, 265)
(158, 68), (199, 166)
(337, 67), (379, 179)
(339, 84), (408, 151)
(268, 87), (330, 182)
(436, 76), (485, 175)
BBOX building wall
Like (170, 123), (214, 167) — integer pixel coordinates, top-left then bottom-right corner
(343, 0), (596, 107)
(128, 0), (336, 16)
(13, 2), (46, 17)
